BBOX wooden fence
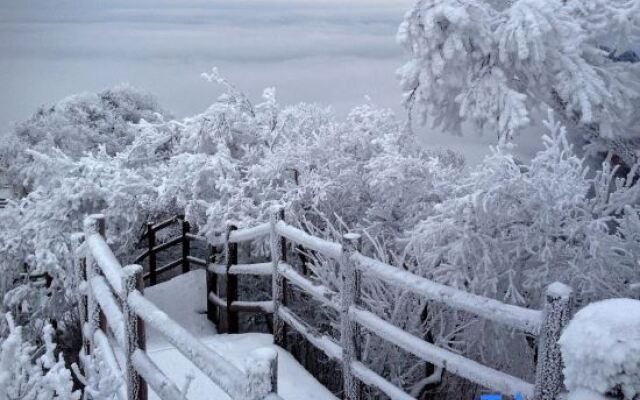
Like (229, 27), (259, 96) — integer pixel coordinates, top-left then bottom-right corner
(86, 206), (573, 400)
(133, 215), (208, 286)
(76, 214), (280, 400)
(201, 206), (573, 400)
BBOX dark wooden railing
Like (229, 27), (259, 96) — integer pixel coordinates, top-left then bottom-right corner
(134, 215), (207, 286)
(207, 222), (274, 334)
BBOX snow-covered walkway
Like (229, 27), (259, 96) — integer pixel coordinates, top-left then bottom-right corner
(144, 269), (336, 400)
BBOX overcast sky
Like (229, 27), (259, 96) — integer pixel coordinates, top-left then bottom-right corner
(0, 0), (543, 164)
(0, 0), (410, 119)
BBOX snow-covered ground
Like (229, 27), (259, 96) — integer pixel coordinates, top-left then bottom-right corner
(144, 269), (336, 400)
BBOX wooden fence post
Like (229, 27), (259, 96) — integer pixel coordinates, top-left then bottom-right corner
(122, 264), (147, 400)
(270, 206), (287, 348)
(206, 244), (218, 326)
(226, 224), (239, 334)
(534, 282), (573, 400)
(182, 219), (191, 274)
(83, 214), (106, 352)
(340, 233), (362, 400)
(147, 223), (157, 286)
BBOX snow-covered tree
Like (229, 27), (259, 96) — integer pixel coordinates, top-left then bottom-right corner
(397, 0), (640, 165)
(404, 112), (640, 394)
(0, 84), (168, 192)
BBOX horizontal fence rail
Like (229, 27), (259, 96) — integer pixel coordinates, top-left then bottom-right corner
(350, 307), (535, 397)
(210, 262), (274, 276)
(134, 215), (203, 286)
(77, 214), (280, 400)
(352, 254), (543, 335)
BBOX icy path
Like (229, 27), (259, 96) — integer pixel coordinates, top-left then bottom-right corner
(144, 270), (336, 400)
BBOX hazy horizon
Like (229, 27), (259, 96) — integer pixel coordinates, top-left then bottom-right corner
(0, 0), (545, 164)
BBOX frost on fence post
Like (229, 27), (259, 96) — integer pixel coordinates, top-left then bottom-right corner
(245, 347), (279, 398)
(534, 282), (573, 400)
(122, 264), (147, 400)
(270, 206), (287, 348)
(226, 223), (239, 334)
(341, 233), (362, 400)
(83, 214), (106, 351)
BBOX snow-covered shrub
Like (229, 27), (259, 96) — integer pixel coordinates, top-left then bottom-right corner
(559, 299), (640, 400)
(1, 84), (168, 192)
(244, 101), (462, 243)
(405, 112), (640, 384)
(398, 0), (640, 164)
(0, 313), (80, 400)
(72, 348), (124, 400)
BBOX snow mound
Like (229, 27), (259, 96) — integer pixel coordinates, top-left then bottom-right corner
(559, 299), (640, 400)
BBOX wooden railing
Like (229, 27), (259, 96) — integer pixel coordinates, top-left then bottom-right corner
(134, 215), (208, 285)
(76, 214), (280, 400)
(207, 221), (273, 334)
(203, 206), (574, 400)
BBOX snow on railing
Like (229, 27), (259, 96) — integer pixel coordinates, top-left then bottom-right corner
(85, 234), (125, 296)
(276, 306), (341, 360)
(131, 350), (183, 400)
(77, 214), (280, 400)
(353, 254), (543, 334)
(350, 307), (534, 398)
(203, 206), (574, 400)
(276, 305), (412, 400)
(229, 222), (271, 243)
(274, 220), (342, 260)
(90, 275), (127, 347)
(277, 262), (337, 309)
(210, 262), (274, 276)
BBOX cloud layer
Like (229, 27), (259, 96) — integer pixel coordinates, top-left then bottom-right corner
(0, 0), (411, 128)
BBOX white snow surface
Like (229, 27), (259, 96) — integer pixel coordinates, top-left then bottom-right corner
(144, 269), (217, 347)
(144, 269), (336, 400)
(559, 298), (640, 400)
